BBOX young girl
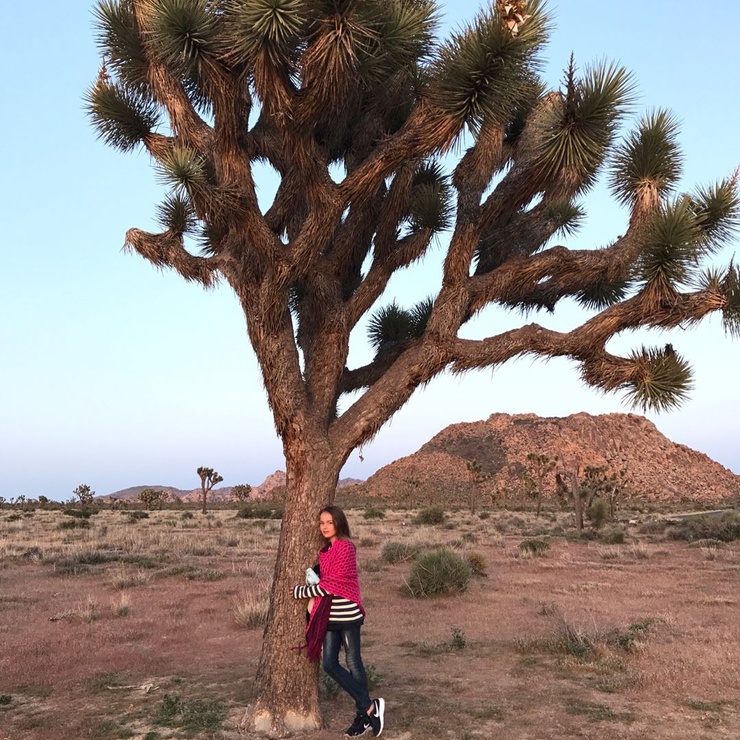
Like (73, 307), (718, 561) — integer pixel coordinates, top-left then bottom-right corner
(293, 505), (385, 737)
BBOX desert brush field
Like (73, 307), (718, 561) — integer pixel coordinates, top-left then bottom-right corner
(1, 503), (739, 740)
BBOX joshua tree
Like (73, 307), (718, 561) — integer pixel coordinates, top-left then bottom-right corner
(72, 484), (95, 506)
(231, 483), (253, 503)
(466, 459), (489, 515)
(196, 466), (223, 514)
(87, 0), (739, 733)
(523, 452), (558, 517)
(139, 487), (169, 510)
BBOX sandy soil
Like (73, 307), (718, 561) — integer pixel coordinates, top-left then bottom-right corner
(0, 507), (738, 739)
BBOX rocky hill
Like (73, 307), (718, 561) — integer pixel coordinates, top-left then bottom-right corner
(355, 413), (740, 505)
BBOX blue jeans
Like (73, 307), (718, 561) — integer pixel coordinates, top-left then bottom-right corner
(322, 625), (371, 715)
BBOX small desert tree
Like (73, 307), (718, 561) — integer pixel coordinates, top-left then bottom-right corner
(231, 483), (253, 503)
(523, 453), (558, 517)
(72, 484), (95, 507)
(561, 463), (618, 530)
(87, 0), (739, 732)
(466, 459), (489, 515)
(197, 466), (223, 514)
(401, 476), (422, 509)
(139, 487), (169, 510)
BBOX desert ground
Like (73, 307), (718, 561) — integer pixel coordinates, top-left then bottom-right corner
(1, 503), (738, 740)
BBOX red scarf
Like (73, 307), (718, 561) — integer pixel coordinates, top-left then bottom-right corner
(302, 539), (365, 661)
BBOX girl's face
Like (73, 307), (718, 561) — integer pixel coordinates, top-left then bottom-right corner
(319, 512), (337, 542)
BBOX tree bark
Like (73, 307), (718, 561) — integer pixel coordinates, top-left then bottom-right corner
(242, 432), (342, 737)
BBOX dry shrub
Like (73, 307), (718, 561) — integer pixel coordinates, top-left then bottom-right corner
(381, 541), (423, 564)
(667, 513), (740, 542)
(414, 507), (445, 525)
(465, 551), (488, 577)
(108, 565), (152, 589)
(111, 593), (131, 617)
(233, 589), (269, 629)
(518, 537), (550, 556)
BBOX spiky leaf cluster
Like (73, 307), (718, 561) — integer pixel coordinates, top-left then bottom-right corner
(408, 162), (452, 232)
(544, 200), (585, 237)
(157, 192), (198, 233)
(576, 280), (630, 310)
(155, 146), (208, 190)
(367, 297), (432, 350)
(689, 177), (740, 252)
(94, 0), (150, 89)
(531, 59), (635, 193)
(147, 0), (221, 73)
(636, 197), (703, 290)
(623, 345), (693, 412)
(720, 263), (740, 338)
(609, 109), (682, 206)
(223, 0), (307, 68)
(85, 79), (159, 151)
(429, 0), (549, 133)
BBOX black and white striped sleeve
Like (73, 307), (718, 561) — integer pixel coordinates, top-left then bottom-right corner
(293, 584), (328, 600)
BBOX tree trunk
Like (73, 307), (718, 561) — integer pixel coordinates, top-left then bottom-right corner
(242, 434), (342, 737)
(564, 470), (583, 531)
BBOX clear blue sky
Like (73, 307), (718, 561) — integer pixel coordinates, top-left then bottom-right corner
(1, 1), (739, 500)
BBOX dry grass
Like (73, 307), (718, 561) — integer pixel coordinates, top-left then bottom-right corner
(0, 506), (738, 739)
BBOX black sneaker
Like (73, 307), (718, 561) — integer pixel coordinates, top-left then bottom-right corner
(368, 698), (385, 737)
(344, 712), (371, 737)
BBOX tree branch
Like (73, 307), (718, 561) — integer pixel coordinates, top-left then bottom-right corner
(346, 230), (434, 329)
(123, 228), (222, 286)
(131, 1), (213, 153)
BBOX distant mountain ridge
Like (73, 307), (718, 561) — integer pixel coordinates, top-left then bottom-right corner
(102, 474), (361, 502)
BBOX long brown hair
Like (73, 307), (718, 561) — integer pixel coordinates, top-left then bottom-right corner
(319, 505), (351, 541)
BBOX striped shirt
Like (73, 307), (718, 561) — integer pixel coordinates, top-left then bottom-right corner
(293, 584), (364, 628)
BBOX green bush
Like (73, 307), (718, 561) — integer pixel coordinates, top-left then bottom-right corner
(236, 504), (283, 519)
(637, 519), (666, 534)
(465, 551), (488, 577)
(58, 518), (90, 530)
(414, 506), (445, 525)
(478, 511), (490, 520)
(600, 525), (625, 544)
(63, 507), (96, 519)
(519, 537), (550, 555)
(687, 538), (727, 549)
(404, 548), (472, 598)
(666, 512), (740, 543)
(450, 627), (467, 649)
(363, 507), (386, 520)
(380, 541), (422, 564)
(586, 498), (610, 529)
(127, 510), (149, 523)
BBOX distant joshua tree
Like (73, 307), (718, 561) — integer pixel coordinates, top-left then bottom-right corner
(231, 483), (253, 503)
(196, 467), (223, 515)
(523, 453), (558, 517)
(139, 487), (169, 510)
(73, 484), (95, 506)
(466, 459), (489, 515)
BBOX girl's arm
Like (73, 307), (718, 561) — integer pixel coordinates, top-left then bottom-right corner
(292, 583), (328, 599)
